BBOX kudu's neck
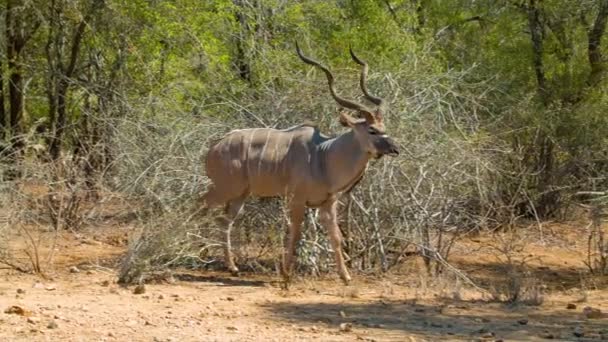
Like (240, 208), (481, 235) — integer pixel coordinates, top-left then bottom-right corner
(319, 130), (370, 193)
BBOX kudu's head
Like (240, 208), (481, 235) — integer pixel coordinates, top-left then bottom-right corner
(296, 43), (399, 159)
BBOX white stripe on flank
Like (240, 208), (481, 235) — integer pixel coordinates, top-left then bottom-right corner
(283, 134), (295, 175)
(272, 138), (280, 173)
(226, 133), (235, 175)
(246, 129), (257, 176)
(258, 130), (272, 175)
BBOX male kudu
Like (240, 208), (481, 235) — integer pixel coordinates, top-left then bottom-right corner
(199, 44), (399, 284)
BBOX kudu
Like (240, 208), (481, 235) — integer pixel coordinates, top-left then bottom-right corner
(199, 43), (399, 284)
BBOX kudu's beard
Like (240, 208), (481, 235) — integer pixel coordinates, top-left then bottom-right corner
(372, 151), (398, 159)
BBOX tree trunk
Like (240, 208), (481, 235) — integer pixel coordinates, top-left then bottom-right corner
(524, 0), (559, 217)
(6, 0), (24, 141)
(5, 0), (39, 154)
(0, 57), (6, 140)
(588, 0), (608, 86)
(48, 0), (103, 160)
(527, 0), (549, 104)
(233, 0), (252, 84)
(49, 81), (68, 160)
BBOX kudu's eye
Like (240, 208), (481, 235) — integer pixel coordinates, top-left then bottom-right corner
(368, 128), (378, 135)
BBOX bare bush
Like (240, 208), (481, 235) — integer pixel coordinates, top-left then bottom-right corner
(117, 209), (218, 284)
(113, 62), (526, 285)
(488, 229), (544, 305)
(111, 104), (233, 282)
(0, 162), (58, 274)
(580, 195), (608, 275)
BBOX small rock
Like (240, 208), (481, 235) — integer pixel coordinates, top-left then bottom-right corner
(16, 288), (25, 294)
(4, 306), (29, 316)
(100, 280), (110, 287)
(45, 284), (57, 291)
(133, 284), (146, 295)
(108, 332), (115, 337)
(517, 319), (528, 325)
(69, 266), (80, 273)
(226, 326), (238, 331)
(582, 306), (603, 319)
(310, 325), (319, 332)
(47, 320), (58, 329)
(541, 330), (555, 339)
(27, 317), (40, 324)
(573, 326), (584, 337)
(226, 296), (235, 301)
(482, 332), (495, 338)
(339, 322), (353, 332)
(158, 294), (165, 300)
(566, 303), (576, 310)
(339, 310), (347, 318)
(430, 322), (443, 328)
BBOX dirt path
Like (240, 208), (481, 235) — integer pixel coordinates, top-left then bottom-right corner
(1, 229), (608, 341)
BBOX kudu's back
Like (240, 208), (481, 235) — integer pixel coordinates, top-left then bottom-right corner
(206, 125), (328, 199)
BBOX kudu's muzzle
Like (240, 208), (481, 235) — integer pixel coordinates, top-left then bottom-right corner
(374, 136), (400, 158)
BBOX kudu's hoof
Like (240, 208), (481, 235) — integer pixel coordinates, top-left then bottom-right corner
(228, 267), (240, 277)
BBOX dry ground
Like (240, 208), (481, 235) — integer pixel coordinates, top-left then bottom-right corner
(1, 221), (608, 341)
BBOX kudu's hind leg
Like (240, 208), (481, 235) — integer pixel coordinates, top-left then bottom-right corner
(281, 204), (305, 283)
(220, 194), (247, 276)
(199, 186), (246, 276)
(320, 200), (351, 284)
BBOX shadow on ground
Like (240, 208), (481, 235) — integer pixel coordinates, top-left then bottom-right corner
(263, 299), (607, 341)
(456, 260), (601, 292)
(174, 273), (267, 287)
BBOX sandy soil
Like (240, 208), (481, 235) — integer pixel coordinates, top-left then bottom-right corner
(1, 223), (608, 342)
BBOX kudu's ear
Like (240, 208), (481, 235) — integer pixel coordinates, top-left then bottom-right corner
(374, 108), (383, 123)
(360, 110), (376, 125)
(339, 110), (357, 127)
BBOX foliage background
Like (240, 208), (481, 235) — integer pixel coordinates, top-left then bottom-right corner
(0, 0), (607, 280)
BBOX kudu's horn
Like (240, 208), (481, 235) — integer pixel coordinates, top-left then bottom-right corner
(349, 47), (386, 120)
(296, 42), (375, 119)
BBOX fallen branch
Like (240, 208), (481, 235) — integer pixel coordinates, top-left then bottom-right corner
(389, 235), (491, 295)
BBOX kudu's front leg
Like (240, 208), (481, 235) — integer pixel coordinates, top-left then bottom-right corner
(281, 204), (305, 283)
(320, 200), (351, 284)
